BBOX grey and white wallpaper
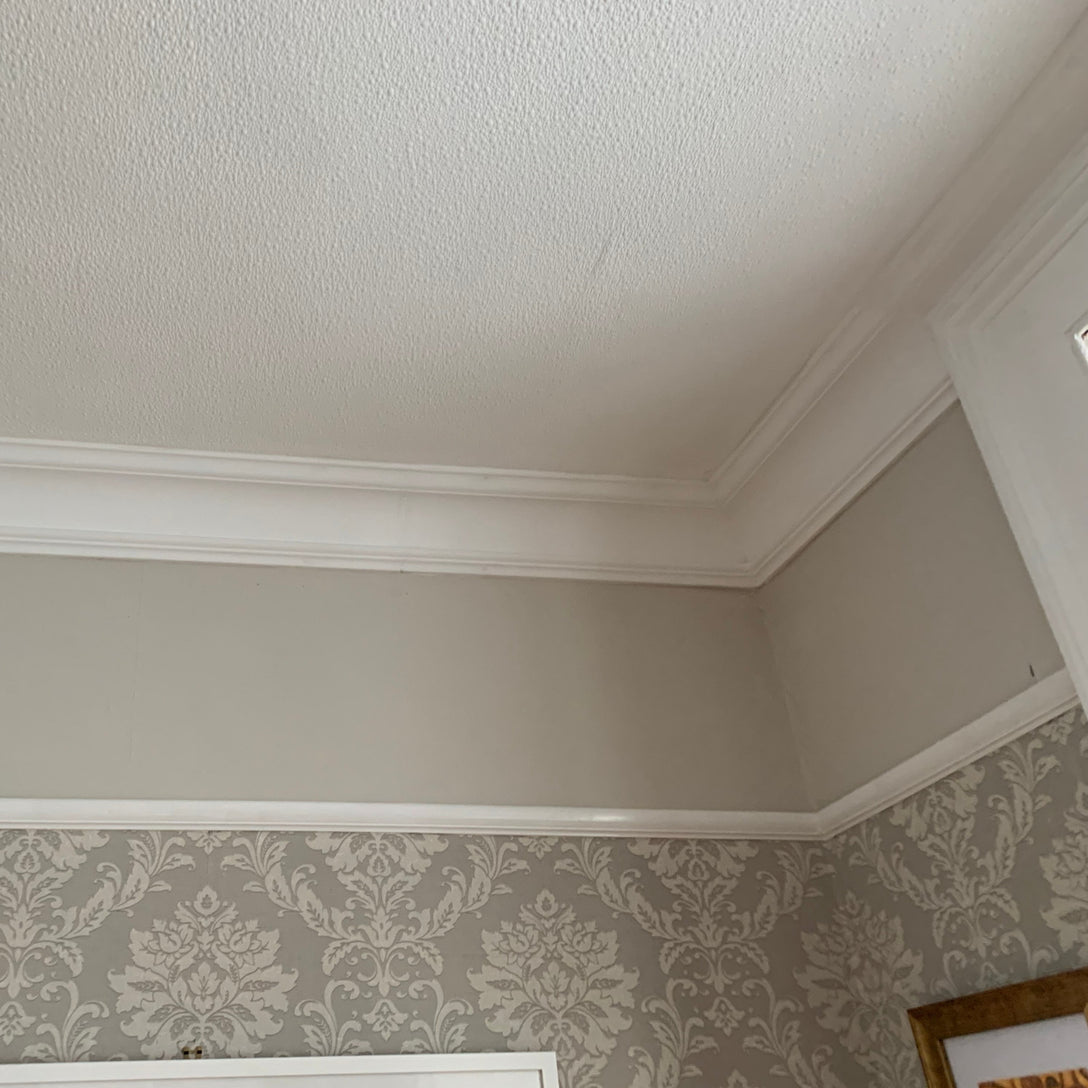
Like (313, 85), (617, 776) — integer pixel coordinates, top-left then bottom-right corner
(821, 703), (1088, 1087)
(1, 704), (1087, 1088)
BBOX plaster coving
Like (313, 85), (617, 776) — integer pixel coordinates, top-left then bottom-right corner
(4, 9), (1087, 584)
(0, 356), (953, 588)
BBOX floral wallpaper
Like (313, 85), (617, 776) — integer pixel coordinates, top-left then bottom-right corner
(1, 704), (1087, 1088)
(0, 828), (837, 1086)
(819, 703), (1088, 1088)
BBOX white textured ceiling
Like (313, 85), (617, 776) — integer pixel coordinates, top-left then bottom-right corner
(1, 1), (1084, 477)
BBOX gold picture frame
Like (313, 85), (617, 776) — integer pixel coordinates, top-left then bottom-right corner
(908, 966), (1088, 1087)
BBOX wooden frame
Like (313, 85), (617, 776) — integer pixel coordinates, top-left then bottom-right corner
(909, 967), (1088, 1087)
(0, 1052), (561, 1088)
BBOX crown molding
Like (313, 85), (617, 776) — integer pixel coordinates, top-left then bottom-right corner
(745, 380), (956, 583)
(709, 304), (888, 503)
(727, 321), (956, 582)
(0, 441), (751, 587)
(0, 341), (954, 587)
(0, 672), (1073, 841)
(706, 11), (1088, 579)
(0, 526), (760, 587)
(3, 17), (1087, 584)
(0, 436), (712, 507)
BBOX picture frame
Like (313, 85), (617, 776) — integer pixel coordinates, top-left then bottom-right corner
(909, 966), (1088, 1087)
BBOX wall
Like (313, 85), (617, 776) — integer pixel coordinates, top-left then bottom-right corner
(758, 405), (1065, 808)
(0, 555), (805, 812)
(0, 826), (835, 1085)
(817, 701), (1088, 1087)
(0, 394), (1078, 1087)
(2, 404), (1063, 819)
(3, 704), (1086, 1088)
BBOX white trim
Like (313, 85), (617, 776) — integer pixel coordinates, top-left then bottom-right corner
(0, 437), (711, 507)
(0, 355), (954, 586)
(929, 66), (1088, 715)
(0, 526), (761, 589)
(713, 14), (1088, 582)
(709, 304), (887, 502)
(0, 1053), (559, 1087)
(1074, 319), (1088, 367)
(0, 365), (955, 587)
(0, 797), (819, 841)
(0, 450), (753, 588)
(932, 142), (1088, 334)
(815, 668), (1079, 838)
(742, 374), (956, 584)
(0, 672), (1074, 842)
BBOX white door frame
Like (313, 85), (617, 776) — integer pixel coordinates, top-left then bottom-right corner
(931, 133), (1088, 710)
(0, 1052), (560, 1088)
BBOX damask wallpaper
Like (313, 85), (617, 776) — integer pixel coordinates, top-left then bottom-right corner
(1, 704), (1086, 1088)
(820, 703), (1088, 1087)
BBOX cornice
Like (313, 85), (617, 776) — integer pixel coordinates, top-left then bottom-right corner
(3, 16), (1086, 585)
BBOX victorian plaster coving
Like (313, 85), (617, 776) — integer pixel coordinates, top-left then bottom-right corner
(3, 4), (1088, 586)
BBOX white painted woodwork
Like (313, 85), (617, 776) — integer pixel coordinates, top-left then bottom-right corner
(0, 1053), (559, 1088)
(0, 328), (952, 584)
(934, 140), (1088, 712)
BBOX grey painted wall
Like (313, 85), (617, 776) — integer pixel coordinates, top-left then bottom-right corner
(0, 408), (1065, 815)
(758, 405), (1065, 808)
(1, 556), (805, 811)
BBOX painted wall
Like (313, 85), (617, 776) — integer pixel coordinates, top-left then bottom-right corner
(758, 405), (1065, 808)
(0, 555), (804, 811)
(2, 704), (1085, 1088)
(1, 404), (1065, 817)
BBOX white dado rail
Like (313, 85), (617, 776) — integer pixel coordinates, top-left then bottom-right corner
(0, 1053), (559, 1088)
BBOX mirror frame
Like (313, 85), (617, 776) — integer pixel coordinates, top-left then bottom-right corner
(909, 966), (1088, 1087)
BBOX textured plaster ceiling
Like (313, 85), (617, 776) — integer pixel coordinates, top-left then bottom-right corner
(1, 1), (1084, 478)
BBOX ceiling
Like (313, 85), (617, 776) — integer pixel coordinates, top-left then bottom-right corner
(0, 0), (1084, 480)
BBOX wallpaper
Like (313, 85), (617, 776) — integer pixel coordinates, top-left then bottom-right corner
(821, 703), (1088, 1088)
(0, 704), (1086, 1088)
